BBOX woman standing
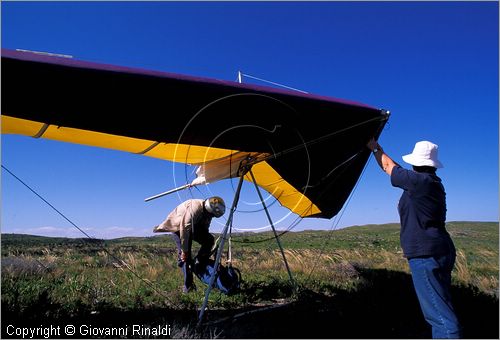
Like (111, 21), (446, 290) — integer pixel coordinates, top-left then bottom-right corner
(367, 139), (462, 338)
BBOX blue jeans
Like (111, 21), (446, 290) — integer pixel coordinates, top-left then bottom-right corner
(171, 233), (193, 290)
(171, 229), (214, 291)
(408, 255), (462, 338)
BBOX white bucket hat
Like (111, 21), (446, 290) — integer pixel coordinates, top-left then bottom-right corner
(402, 141), (443, 168)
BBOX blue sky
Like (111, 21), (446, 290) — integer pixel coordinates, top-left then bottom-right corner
(2, 1), (498, 239)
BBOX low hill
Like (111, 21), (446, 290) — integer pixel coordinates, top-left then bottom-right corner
(2, 221), (497, 250)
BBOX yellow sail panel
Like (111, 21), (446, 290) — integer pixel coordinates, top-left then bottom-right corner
(247, 161), (321, 217)
(145, 144), (237, 164)
(1, 115), (241, 164)
(2, 115), (322, 217)
(42, 125), (157, 153)
(1, 116), (47, 137)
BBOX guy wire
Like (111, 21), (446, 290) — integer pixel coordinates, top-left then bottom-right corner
(1, 164), (184, 310)
(304, 152), (373, 280)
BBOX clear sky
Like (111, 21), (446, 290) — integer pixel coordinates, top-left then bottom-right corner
(1, 1), (498, 239)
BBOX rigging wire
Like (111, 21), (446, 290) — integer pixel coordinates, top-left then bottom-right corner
(225, 148), (367, 243)
(304, 154), (373, 281)
(178, 112), (386, 244)
(213, 144), (371, 271)
(258, 115), (385, 167)
(1, 164), (183, 310)
(230, 212), (303, 243)
(238, 72), (309, 94)
(158, 88), (387, 249)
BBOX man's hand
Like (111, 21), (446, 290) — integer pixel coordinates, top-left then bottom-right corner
(180, 251), (189, 262)
(178, 251), (190, 267)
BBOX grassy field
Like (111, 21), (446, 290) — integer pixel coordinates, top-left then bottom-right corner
(2, 221), (498, 338)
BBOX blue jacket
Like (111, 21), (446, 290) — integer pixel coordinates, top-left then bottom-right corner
(391, 166), (455, 258)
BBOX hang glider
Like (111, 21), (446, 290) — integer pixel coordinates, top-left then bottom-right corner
(1, 48), (389, 219)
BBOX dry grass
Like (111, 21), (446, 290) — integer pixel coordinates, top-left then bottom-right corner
(2, 223), (498, 319)
(455, 249), (472, 283)
(229, 245), (498, 297)
(236, 248), (408, 273)
(454, 249), (498, 295)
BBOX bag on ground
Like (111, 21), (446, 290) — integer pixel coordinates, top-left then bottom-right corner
(194, 258), (241, 295)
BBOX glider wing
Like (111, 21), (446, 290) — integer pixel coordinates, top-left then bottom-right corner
(1, 49), (389, 218)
